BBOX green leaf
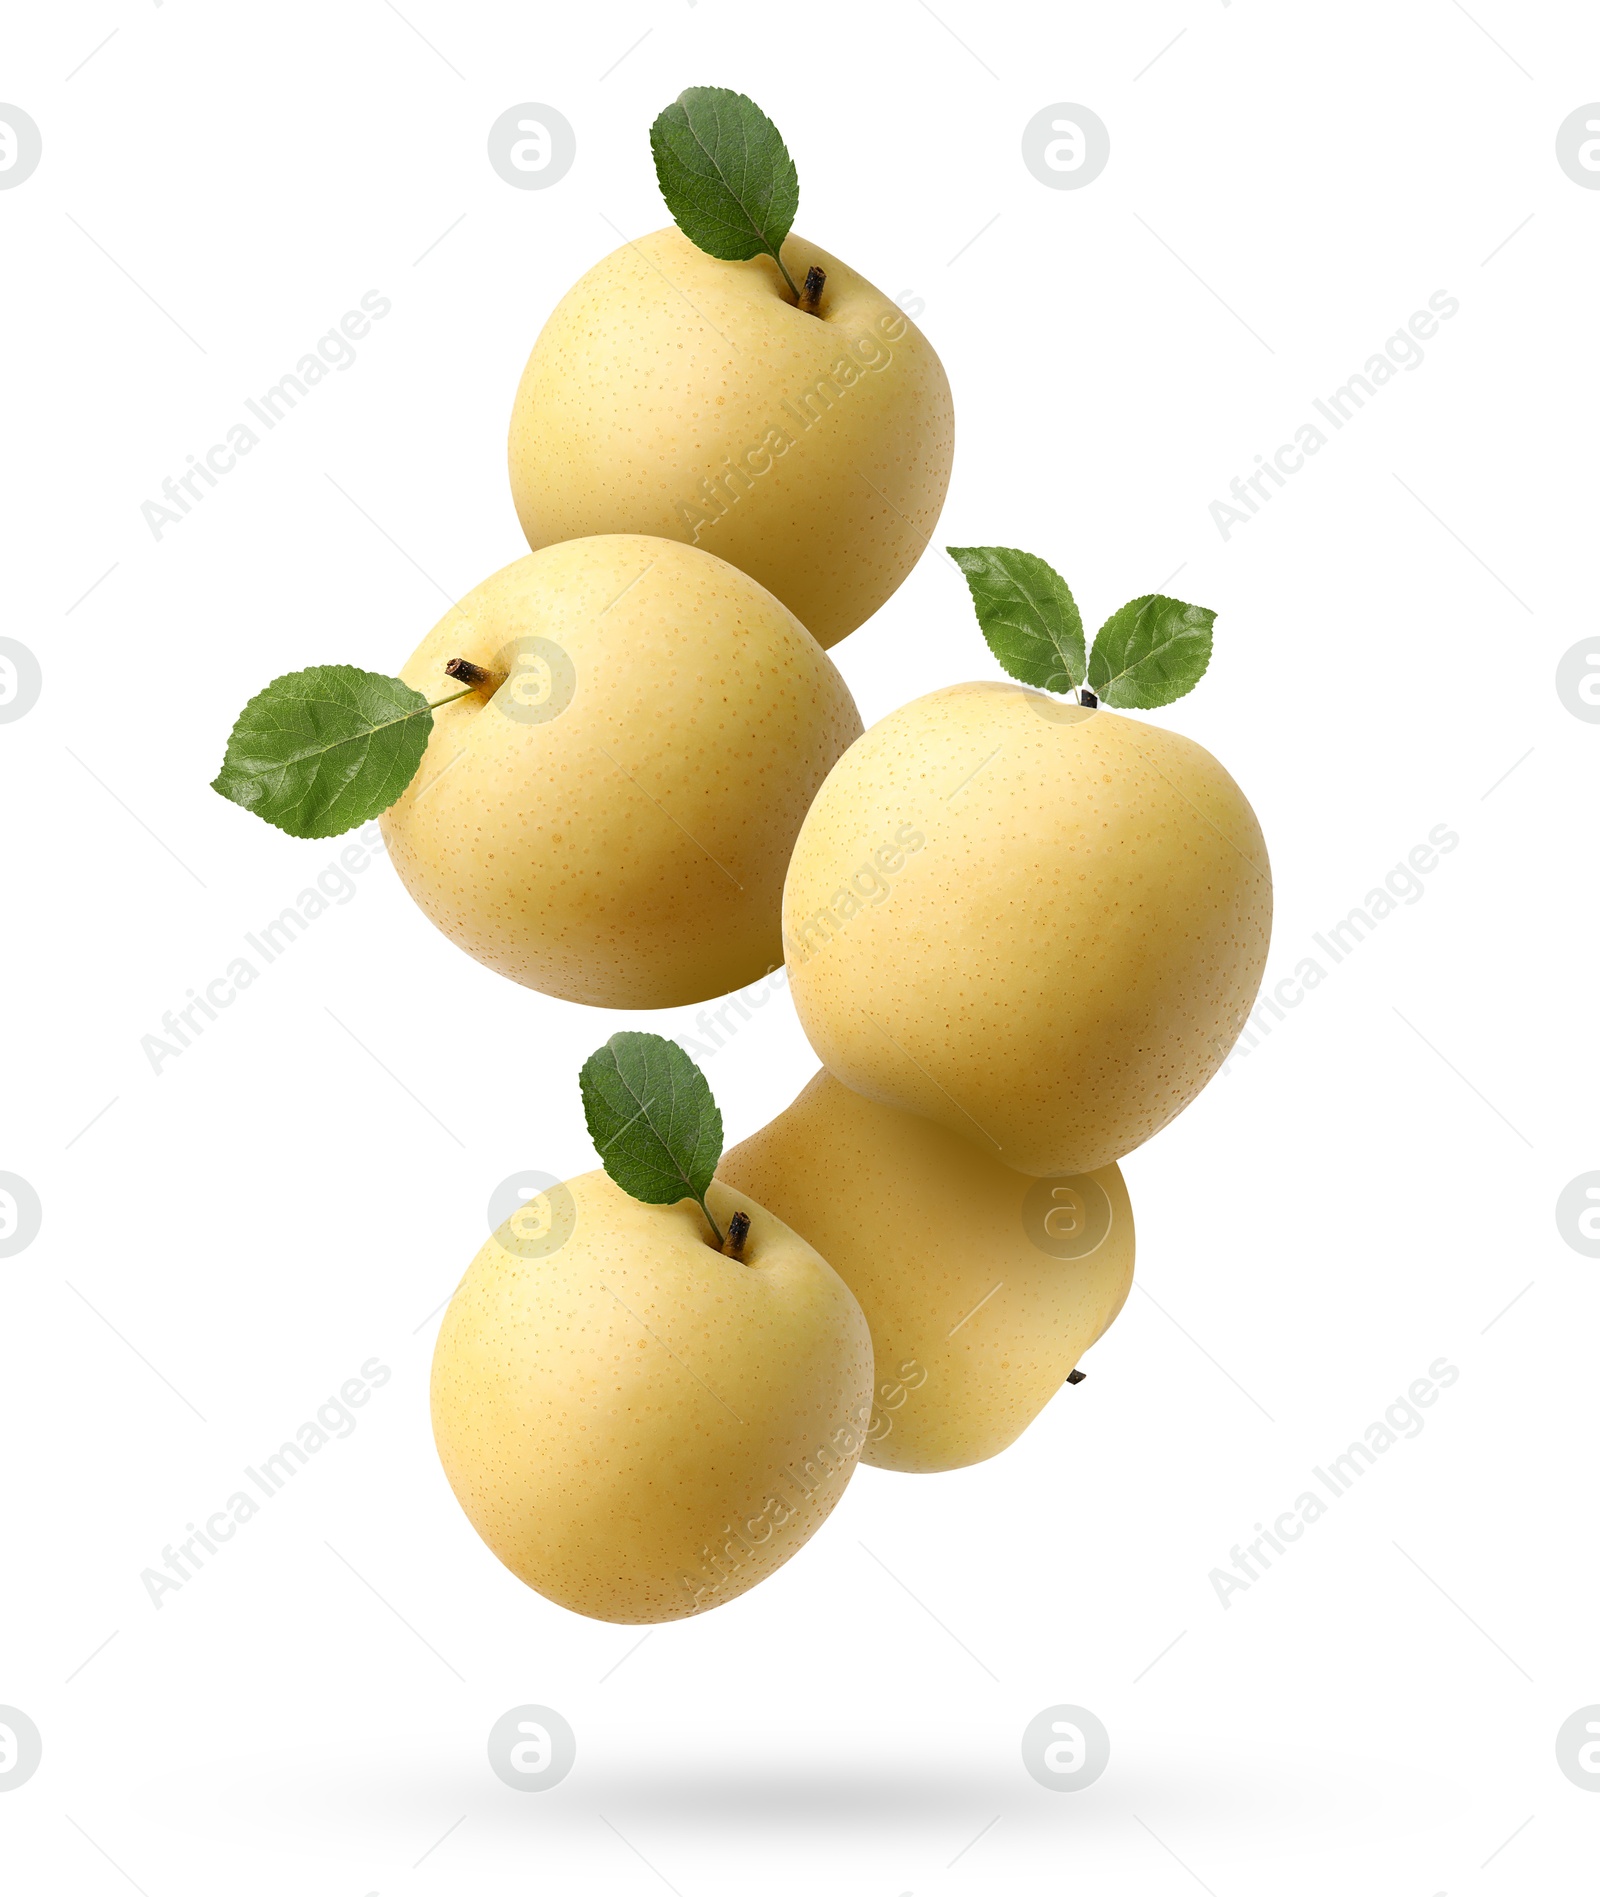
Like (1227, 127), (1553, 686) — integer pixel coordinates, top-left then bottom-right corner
(580, 1032), (726, 1244)
(211, 664), (437, 839)
(947, 546), (1086, 694)
(650, 87), (800, 292)
(1086, 596), (1215, 708)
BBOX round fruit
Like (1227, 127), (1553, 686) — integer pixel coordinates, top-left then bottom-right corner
(720, 1071), (1134, 1473)
(782, 684), (1271, 1176)
(431, 1170), (874, 1623)
(380, 535), (862, 1008)
(508, 229), (954, 649)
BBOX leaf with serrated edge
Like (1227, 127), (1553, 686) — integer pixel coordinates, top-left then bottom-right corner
(581, 1033), (725, 1241)
(211, 665), (435, 839)
(650, 87), (799, 276)
(1087, 596), (1215, 709)
(947, 545), (1086, 693)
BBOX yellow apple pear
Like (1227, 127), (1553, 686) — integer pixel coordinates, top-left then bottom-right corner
(508, 229), (954, 649)
(431, 1169), (874, 1623)
(719, 1071), (1134, 1472)
(379, 535), (861, 1008)
(782, 685), (1271, 1176)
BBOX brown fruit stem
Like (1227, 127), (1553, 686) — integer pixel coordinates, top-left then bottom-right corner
(723, 1210), (751, 1262)
(799, 265), (826, 315)
(444, 657), (503, 690)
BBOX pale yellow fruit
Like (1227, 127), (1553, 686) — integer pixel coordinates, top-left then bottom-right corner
(719, 1071), (1134, 1473)
(507, 228), (954, 649)
(379, 535), (861, 1008)
(431, 1170), (874, 1623)
(783, 685), (1272, 1176)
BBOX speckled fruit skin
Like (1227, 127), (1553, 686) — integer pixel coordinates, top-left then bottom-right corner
(430, 1170), (874, 1624)
(719, 1071), (1135, 1474)
(782, 684), (1272, 1176)
(507, 228), (954, 650)
(379, 535), (861, 1009)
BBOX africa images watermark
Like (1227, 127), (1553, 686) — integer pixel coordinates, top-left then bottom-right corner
(141, 822), (387, 1073)
(783, 822), (928, 966)
(865, 1357), (929, 1451)
(1222, 821), (1459, 1074)
(1209, 1357), (1460, 1609)
(140, 290), (391, 540)
(677, 1399), (874, 1613)
(141, 1356), (392, 1609)
(673, 308), (911, 544)
(674, 961), (793, 1063)
(1209, 290), (1460, 541)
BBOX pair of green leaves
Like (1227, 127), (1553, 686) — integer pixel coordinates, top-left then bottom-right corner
(948, 547), (1215, 709)
(580, 1032), (727, 1247)
(650, 88), (804, 302)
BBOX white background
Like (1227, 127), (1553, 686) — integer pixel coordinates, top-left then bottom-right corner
(3, 2), (1598, 1891)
